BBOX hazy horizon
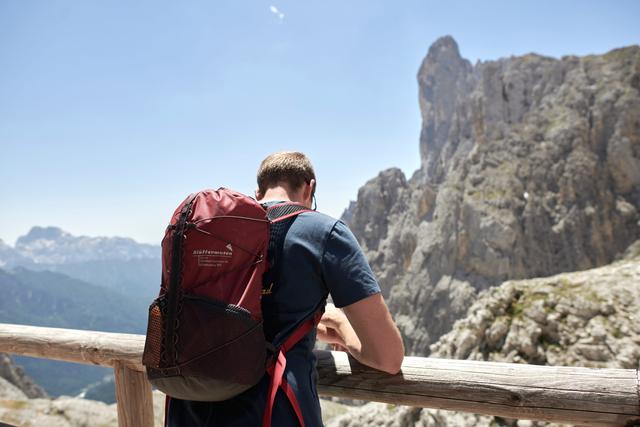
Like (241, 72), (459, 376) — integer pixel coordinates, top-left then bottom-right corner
(1, 224), (160, 247)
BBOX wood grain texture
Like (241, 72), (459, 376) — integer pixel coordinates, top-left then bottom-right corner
(0, 323), (145, 371)
(114, 361), (154, 427)
(315, 351), (640, 426)
(1, 324), (638, 426)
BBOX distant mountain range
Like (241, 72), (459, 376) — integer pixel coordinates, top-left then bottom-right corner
(0, 226), (161, 401)
(2, 226), (159, 266)
(1, 226), (161, 301)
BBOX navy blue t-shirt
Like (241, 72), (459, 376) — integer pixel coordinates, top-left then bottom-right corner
(168, 207), (381, 426)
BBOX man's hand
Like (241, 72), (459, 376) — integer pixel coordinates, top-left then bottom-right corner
(317, 296), (404, 374)
(317, 304), (355, 353)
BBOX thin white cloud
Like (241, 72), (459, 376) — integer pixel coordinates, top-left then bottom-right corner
(269, 5), (285, 23)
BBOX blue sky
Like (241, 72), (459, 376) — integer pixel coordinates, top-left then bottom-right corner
(1, 0), (639, 245)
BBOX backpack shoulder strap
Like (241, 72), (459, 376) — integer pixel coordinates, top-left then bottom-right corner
(263, 307), (324, 427)
(261, 201), (321, 427)
(263, 202), (315, 290)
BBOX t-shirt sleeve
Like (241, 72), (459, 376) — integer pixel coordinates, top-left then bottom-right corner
(321, 220), (381, 308)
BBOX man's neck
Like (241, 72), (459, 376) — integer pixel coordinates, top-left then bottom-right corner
(259, 187), (293, 204)
(259, 186), (309, 207)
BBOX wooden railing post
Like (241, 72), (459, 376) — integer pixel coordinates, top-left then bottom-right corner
(113, 361), (154, 427)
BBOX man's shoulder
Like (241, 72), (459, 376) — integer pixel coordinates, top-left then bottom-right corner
(285, 211), (347, 244)
(296, 210), (342, 231)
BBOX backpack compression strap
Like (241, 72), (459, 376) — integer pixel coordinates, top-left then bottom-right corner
(263, 309), (324, 427)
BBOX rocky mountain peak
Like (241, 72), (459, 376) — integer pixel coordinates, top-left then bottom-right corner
(348, 168), (408, 251)
(417, 36), (474, 182)
(346, 37), (640, 355)
(423, 35), (462, 65)
(16, 226), (70, 247)
(4, 227), (160, 266)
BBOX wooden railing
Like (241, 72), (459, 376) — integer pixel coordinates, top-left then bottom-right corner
(0, 323), (638, 427)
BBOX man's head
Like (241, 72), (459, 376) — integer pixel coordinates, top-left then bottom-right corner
(256, 151), (316, 207)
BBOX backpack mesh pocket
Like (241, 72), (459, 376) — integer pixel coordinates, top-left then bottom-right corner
(142, 299), (165, 368)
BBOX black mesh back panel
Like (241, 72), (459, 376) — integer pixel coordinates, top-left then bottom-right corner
(266, 203), (309, 221)
(264, 204), (309, 284)
(261, 203), (310, 344)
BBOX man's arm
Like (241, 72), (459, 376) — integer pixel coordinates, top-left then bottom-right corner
(317, 293), (404, 374)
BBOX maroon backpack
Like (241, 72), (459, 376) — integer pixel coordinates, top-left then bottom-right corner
(142, 188), (321, 427)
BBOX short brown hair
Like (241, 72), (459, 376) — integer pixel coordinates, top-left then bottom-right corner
(257, 151), (316, 195)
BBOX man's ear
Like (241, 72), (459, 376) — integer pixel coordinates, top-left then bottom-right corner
(304, 179), (316, 205)
(255, 188), (263, 201)
(309, 179), (316, 199)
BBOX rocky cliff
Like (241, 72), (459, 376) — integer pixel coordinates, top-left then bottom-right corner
(328, 242), (640, 427)
(429, 240), (640, 368)
(0, 354), (47, 400)
(345, 36), (640, 354)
